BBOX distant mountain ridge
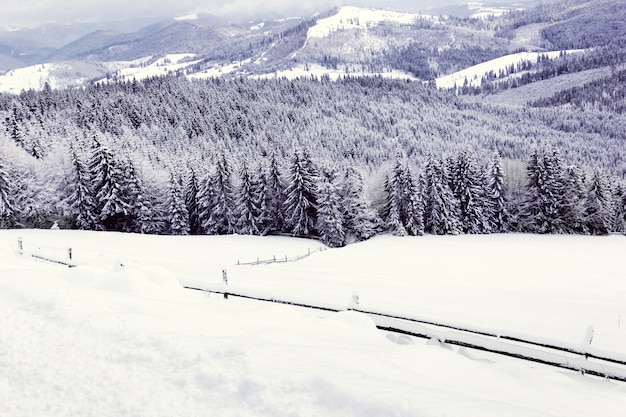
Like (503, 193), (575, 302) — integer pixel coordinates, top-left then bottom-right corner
(0, 0), (624, 106)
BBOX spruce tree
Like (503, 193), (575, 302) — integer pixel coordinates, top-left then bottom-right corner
(168, 173), (190, 235)
(263, 154), (286, 234)
(0, 157), (17, 228)
(65, 143), (99, 230)
(89, 136), (130, 231)
(452, 151), (489, 234)
(316, 174), (345, 247)
(611, 182), (626, 234)
(561, 165), (587, 234)
(184, 168), (202, 235)
(284, 150), (318, 237)
(518, 148), (567, 233)
(382, 161), (408, 236)
(486, 151), (509, 232)
(202, 154), (236, 235)
(585, 170), (614, 235)
(119, 159), (151, 233)
(339, 166), (379, 243)
(420, 155), (462, 235)
(235, 160), (263, 235)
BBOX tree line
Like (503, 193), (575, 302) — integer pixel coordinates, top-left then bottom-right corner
(1, 135), (624, 245)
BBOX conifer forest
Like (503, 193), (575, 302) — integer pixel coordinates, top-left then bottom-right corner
(1, 74), (624, 247)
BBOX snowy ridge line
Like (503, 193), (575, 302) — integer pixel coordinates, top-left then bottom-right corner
(236, 246), (328, 266)
(187, 284), (626, 382)
(352, 307), (626, 367)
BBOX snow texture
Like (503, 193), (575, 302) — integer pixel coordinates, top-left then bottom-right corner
(1, 230), (626, 416)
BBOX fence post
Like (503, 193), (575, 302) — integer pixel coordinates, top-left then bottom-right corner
(17, 237), (23, 254)
(68, 248), (72, 261)
(222, 269), (228, 299)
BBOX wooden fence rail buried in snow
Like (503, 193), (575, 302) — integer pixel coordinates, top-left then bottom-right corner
(186, 283), (626, 383)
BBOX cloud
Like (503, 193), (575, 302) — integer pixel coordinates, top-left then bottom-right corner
(0, 0), (440, 29)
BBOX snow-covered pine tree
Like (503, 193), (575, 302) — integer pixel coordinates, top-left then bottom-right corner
(235, 160), (263, 235)
(339, 166), (379, 243)
(542, 148), (567, 233)
(561, 165), (587, 234)
(64, 142), (99, 230)
(184, 167), (202, 235)
(0, 156), (17, 228)
(284, 150), (319, 237)
(119, 159), (151, 233)
(452, 151), (490, 234)
(168, 173), (189, 235)
(400, 163), (424, 236)
(585, 170), (614, 235)
(263, 154), (286, 234)
(420, 155), (462, 235)
(382, 160), (408, 236)
(203, 154), (236, 235)
(197, 167), (215, 235)
(518, 147), (567, 233)
(89, 136), (131, 231)
(485, 151), (509, 232)
(316, 173), (345, 247)
(611, 181), (626, 234)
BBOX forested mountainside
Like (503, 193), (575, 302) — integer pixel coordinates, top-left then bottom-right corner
(0, 76), (624, 243)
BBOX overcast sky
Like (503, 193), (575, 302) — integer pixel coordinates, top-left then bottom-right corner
(0, 0), (453, 29)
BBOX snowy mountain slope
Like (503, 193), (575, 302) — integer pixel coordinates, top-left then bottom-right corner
(306, 6), (438, 39)
(0, 1), (624, 97)
(435, 49), (585, 89)
(1, 230), (625, 416)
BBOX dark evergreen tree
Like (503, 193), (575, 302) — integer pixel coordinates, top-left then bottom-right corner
(263, 154), (287, 234)
(518, 148), (567, 233)
(64, 143), (98, 230)
(382, 159), (424, 236)
(0, 157), (16, 228)
(382, 162), (408, 236)
(561, 165), (587, 234)
(284, 150), (319, 237)
(420, 155), (462, 235)
(202, 154), (236, 235)
(611, 182), (626, 234)
(235, 160), (263, 235)
(339, 166), (379, 243)
(316, 174), (345, 247)
(197, 167), (214, 234)
(486, 151), (509, 232)
(585, 170), (614, 235)
(452, 151), (490, 234)
(168, 173), (190, 235)
(89, 136), (131, 231)
(119, 159), (151, 233)
(184, 168), (202, 235)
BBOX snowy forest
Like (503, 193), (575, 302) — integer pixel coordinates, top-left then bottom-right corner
(0, 76), (625, 246)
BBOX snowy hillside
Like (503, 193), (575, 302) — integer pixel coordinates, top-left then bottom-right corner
(435, 49), (585, 89)
(306, 6), (437, 39)
(1, 230), (625, 416)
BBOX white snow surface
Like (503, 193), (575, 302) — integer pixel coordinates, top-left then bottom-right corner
(0, 63), (56, 93)
(307, 6), (436, 39)
(436, 50), (585, 89)
(1, 230), (625, 416)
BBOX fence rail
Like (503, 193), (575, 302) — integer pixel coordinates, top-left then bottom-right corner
(236, 246), (327, 266)
(15, 236), (626, 382)
(186, 283), (626, 383)
(16, 237), (76, 268)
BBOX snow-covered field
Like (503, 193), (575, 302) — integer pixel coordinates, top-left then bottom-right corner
(1, 229), (625, 416)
